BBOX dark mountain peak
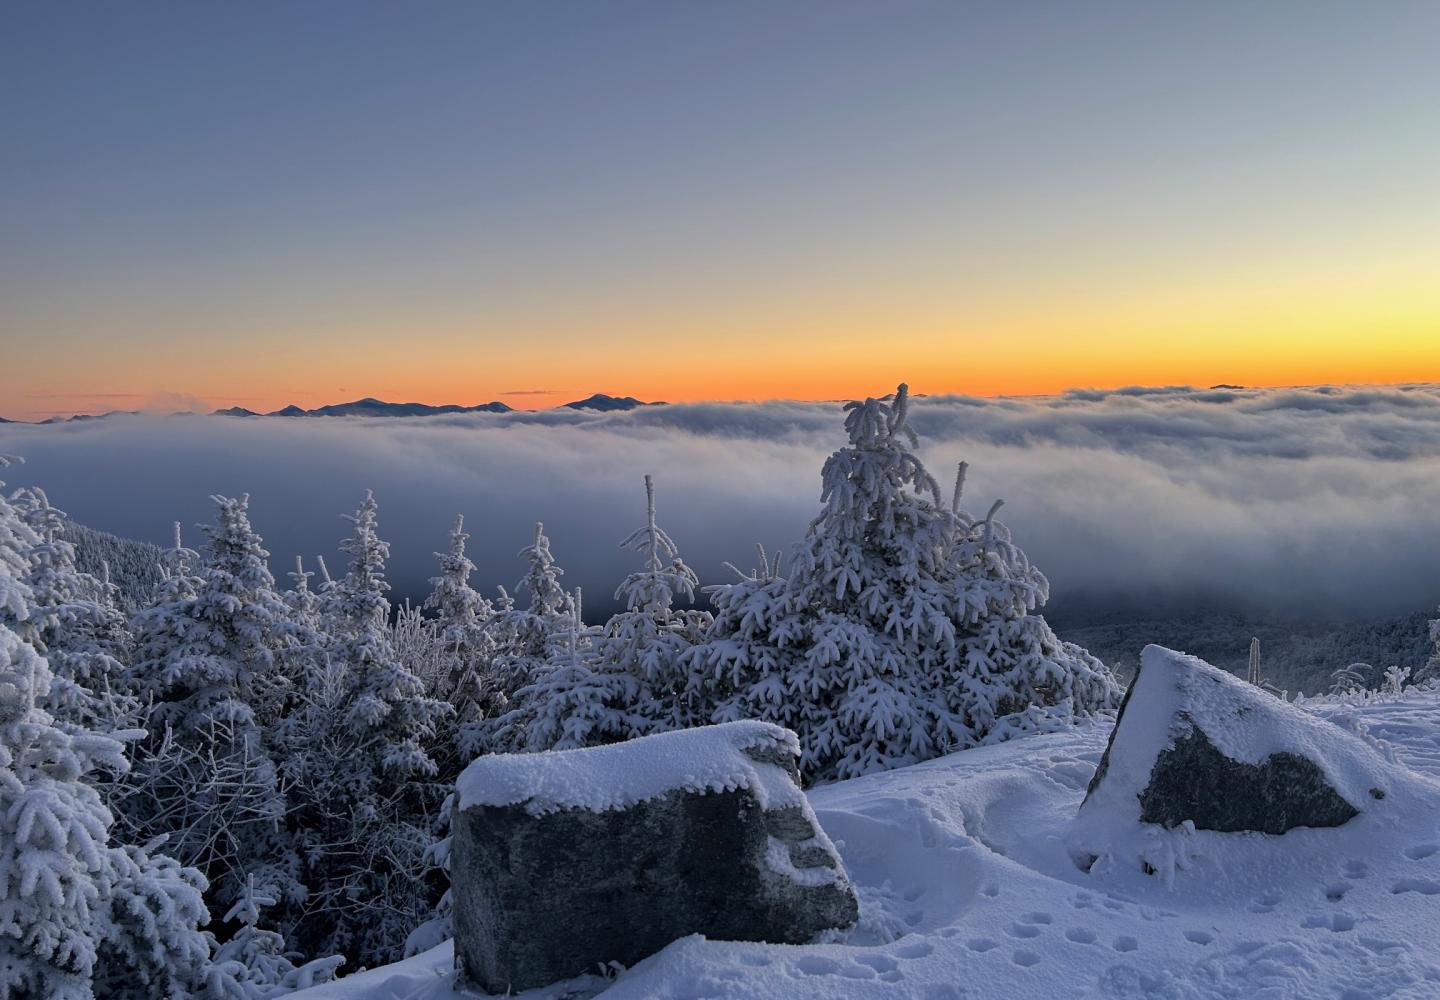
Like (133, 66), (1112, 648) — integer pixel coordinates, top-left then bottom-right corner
(213, 406), (258, 417)
(563, 393), (666, 412)
(276, 398), (514, 418)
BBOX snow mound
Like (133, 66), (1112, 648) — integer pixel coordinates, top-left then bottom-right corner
(455, 720), (805, 817)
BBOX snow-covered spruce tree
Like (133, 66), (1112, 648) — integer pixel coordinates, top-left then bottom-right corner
(125, 522), (203, 701)
(206, 875), (344, 998)
(423, 515), (500, 733)
(11, 487), (134, 733)
(468, 522), (574, 754)
(686, 385), (1120, 782)
(487, 590), (607, 753)
(0, 459), (229, 1000)
(515, 520), (569, 619)
(283, 556), (321, 634)
(595, 476), (712, 730)
(276, 491), (449, 968)
(495, 477), (713, 752)
(326, 491), (448, 779)
(115, 495), (300, 919)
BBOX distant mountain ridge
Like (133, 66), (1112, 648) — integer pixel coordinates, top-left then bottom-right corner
(4, 393), (680, 422)
(562, 393), (666, 412)
(258, 397), (513, 418)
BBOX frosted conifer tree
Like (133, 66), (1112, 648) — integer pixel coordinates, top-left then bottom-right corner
(686, 385), (1120, 781)
(325, 491), (447, 778)
(601, 475), (711, 726)
(11, 487), (133, 732)
(275, 491), (448, 967)
(481, 522), (576, 733)
(423, 515), (499, 727)
(284, 556), (321, 633)
(516, 520), (568, 617)
(496, 477), (712, 751)
(125, 523), (202, 698)
(0, 459), (223, 1000)
(487, 590), (609, 752)
(116, 495), (299, 917)
(206, 875), (343, 998)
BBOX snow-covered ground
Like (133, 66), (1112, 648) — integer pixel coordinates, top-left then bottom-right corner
(295, 689), (1440, 999)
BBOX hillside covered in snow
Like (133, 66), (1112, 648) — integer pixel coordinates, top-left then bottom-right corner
(298, 680), (1440, 999)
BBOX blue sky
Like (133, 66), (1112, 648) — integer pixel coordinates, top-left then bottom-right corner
(3, 2), (1437, 417)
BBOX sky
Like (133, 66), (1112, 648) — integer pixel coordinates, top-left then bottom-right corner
(2, 2), (1438, 420)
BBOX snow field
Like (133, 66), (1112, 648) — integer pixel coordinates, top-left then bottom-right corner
(297, 687), (1440, 999)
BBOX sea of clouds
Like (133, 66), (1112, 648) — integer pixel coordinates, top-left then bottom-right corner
(3, 384), (1439, 622)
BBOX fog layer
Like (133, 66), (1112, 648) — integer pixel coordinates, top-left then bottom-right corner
(3, 384), (1438, 621)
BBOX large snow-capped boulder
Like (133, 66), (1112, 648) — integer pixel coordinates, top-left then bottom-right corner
(1077, 645), (1394, 839)
(450, 721), (858, 995)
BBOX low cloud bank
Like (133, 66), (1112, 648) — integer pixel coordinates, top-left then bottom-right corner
(3, 384), (1439, 621)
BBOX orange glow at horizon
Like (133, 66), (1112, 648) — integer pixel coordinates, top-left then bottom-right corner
(5, 234), (1436, 420)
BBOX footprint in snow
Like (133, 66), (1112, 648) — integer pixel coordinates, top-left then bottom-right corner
(1358, 936), (1405, 955)
(1112, 936), (1139, 953)
(1324, 882), (1351, 902)
(1011, 950), (1041, 967)
(1183, 930), (1214, 945)
(1391, 878), (1440, 895)
(1302, 913), (1357, 932)
(855, 954), (899, 975)
(1064, 927), (1098, 945)
(1405, 844), (1439, 860)
(1006, 923), (1042, 939)
(1018, 911), (1054, 925)
(893, 939), (934, 960)
(1344, 859), (1370, 879)
(965, 938), (999, 953)
(792, 956), (841, 977)
(1249, 892), (1282, 914)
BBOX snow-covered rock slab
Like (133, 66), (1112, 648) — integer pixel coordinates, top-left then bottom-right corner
(451, 721), (858, 994)
(1077, 645), (1393, 840)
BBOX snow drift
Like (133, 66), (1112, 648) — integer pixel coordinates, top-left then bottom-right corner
(295, 678), (1440, 999)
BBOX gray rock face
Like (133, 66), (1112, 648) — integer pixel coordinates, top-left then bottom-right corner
(1080, 645), (1372, 838)
(451, 725), (858, 994)
(1132, 722), (1359, 834)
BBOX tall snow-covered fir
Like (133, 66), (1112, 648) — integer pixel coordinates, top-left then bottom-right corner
(275, 491), (448, 968)
(685, 384), (1121, 780)
(423, 515), (499, 731)
(114, 495), (298, 918)
(489, 475), (712, 752)
(10, 487), (132, 734)
(0, 459), (233, 1000)
(472, 522), (573, 753)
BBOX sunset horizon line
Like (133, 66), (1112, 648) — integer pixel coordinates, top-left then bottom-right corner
(9, 377), (1440, 424)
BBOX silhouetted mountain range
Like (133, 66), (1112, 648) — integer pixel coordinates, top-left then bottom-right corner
(260, 397), (514, 418)
(3, 393), (678, 423)
(562, 393), (665, 412)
